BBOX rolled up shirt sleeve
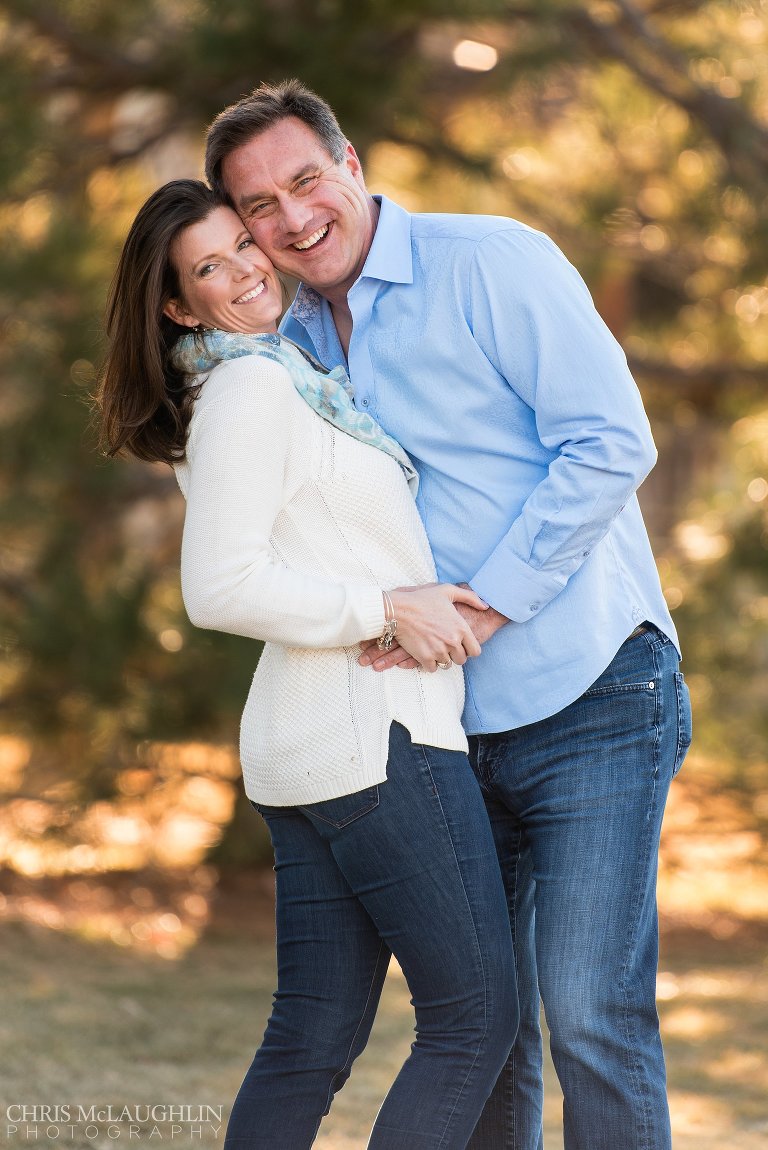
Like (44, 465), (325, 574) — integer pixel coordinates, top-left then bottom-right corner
(466, 229), (657, 623)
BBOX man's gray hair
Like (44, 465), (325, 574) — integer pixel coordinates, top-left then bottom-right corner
(205, 79), (348, 199)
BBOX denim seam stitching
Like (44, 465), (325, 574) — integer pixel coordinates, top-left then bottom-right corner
(319, 939), (389, 1131)
(673, 673), (691, 776)
(416, 740), (491, 1149)
(506, 820), (523, 1149)
(477, 733), (511, 789)
(297, 788), (380, 828)
(583, 683), (658, 697)
(471, 757), (522, 1146)
(641, 627), (669, 652)
(618, 638), (663, 1150)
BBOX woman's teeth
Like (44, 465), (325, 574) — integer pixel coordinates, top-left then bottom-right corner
(293, 225), (329, 251)
(233, 282), (265, 304)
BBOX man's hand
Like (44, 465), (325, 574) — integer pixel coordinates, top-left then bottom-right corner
(454, 602), (510, 644)
(358, 639), (417, 672)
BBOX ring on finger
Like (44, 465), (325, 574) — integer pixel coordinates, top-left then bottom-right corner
(436, 659), (452, 670)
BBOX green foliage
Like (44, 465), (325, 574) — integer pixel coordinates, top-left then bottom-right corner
(662, 407), (768, 771)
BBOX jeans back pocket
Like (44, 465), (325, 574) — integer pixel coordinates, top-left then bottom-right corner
(299, 786), (380, 829)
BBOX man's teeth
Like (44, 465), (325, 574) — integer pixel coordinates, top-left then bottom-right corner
(293, 225), (329, 251)
(234, 282), (265, 304)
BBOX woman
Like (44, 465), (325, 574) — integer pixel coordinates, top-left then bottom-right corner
(98, 179), (517, 1149)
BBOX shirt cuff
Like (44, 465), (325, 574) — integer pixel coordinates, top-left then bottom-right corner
(470, 548), (568, 624)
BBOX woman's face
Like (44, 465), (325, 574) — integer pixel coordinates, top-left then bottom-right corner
(165, 205), (283, 334)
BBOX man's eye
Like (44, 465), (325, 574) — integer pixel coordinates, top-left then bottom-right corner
(295, 175), (320, 194)
(248, 202), (271, 216)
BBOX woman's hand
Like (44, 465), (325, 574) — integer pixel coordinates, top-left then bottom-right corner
(372, 584), (489, 673)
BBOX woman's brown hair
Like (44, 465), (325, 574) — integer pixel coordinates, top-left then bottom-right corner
(96, 179), (223, 464)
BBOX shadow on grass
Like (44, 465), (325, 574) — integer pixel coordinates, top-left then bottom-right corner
(2, 754), (767, 1147)
(2, 867), (767, 1149)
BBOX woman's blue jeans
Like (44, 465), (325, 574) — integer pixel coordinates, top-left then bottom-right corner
(466, 625), (693, 1150)
(224, 721), (519, 1149)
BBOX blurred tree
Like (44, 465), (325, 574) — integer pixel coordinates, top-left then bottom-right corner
(0, 0), (765, 860)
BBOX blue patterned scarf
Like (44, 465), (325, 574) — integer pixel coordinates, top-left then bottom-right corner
(172, 330), (418, 493)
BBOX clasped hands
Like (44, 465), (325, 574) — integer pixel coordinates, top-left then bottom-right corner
(358, 582), (510, 674)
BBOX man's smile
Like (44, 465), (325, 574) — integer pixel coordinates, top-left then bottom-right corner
(292, 224), (330, 251)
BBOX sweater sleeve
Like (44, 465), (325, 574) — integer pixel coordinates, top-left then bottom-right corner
(179, 356), (386, 648)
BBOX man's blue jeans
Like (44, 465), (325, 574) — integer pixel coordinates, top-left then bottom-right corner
(466, 625), (692, 1150)
(224, 721), (519, 1149)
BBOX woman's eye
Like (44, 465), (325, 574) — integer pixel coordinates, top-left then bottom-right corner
(237, 238), (254, 251)
(198, 264), (216, 277)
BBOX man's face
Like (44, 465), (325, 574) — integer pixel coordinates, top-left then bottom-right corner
(221, 117), (375, 301)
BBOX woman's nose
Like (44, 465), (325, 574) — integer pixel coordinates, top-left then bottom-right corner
(232, 253), (253, 276)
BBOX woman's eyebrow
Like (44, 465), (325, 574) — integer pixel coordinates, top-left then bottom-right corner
(191, 251), (221, 268)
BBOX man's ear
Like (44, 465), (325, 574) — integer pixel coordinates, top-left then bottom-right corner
(344, 142), (365, 184)
(163, 298), (198, 328)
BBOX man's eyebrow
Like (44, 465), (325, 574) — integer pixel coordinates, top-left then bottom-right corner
(238, 163), (321, 209)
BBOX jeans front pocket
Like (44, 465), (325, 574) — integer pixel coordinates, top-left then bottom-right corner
(299, 786), (380, 829)
(673, 672), (693, 776)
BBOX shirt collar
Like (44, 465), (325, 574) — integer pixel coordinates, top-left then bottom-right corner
(360, 195), (414, 286)
(292, 194), (413, 322)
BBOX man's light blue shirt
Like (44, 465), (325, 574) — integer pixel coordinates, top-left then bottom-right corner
(282, 196), (678, 734)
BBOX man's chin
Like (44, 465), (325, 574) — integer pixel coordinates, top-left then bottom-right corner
(285, 262), (344, 294)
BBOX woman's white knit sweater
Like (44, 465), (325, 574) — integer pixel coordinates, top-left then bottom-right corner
(174, 349), (467, 806)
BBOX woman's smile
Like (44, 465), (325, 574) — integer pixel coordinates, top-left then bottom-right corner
(166, 205), (283, 334)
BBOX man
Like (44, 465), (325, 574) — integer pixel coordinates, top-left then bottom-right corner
(205, 79), (692, 1149)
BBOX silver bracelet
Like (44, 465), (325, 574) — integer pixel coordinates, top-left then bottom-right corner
(377, 590), (398, 652)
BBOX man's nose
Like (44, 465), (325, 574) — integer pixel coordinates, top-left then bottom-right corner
(278, 193), (314, 235)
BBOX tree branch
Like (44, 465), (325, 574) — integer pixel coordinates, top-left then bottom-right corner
(501, 1), (768, 192)
(1, 0), (153, 84)
(629, 356), (768, 387)
(385, 130), (495, 176)
(577, 3), (768, 183)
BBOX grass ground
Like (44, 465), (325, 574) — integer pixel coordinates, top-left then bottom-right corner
(1, 752), (767, 1148)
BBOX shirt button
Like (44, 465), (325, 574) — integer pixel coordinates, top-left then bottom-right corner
(529, 603), (540, 612)
(361, 397), (369, 407)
